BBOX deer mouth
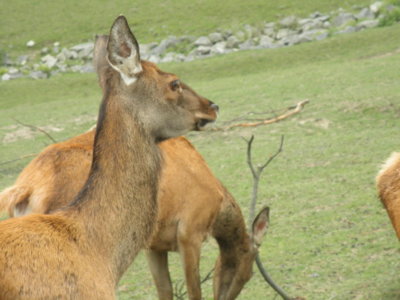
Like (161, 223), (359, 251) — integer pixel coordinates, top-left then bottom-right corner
(196, 118), (215, 130)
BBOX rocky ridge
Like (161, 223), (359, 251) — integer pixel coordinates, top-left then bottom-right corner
(1, 1), (397, 81)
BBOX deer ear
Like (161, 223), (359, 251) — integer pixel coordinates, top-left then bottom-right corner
(107, 16), (142, 85)
(93, 35), (109, 92)
(252, 206), (269, 247)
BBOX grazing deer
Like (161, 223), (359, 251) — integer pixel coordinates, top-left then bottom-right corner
(0, 37), (268, 300)
(0, 16), (218, 299)
(376, 152), (400, 239)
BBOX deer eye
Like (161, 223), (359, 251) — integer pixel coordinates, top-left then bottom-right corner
(170, 79), (181, 91)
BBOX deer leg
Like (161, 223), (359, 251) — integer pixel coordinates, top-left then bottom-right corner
(177, 231), (203, 300)
(146, 250), (173, 300)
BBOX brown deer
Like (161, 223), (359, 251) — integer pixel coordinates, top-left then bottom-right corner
(0, 37), (268, 299)
(0, 15), (218, 299)
(376, 152), (400, 239)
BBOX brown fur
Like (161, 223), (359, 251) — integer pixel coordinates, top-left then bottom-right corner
(0, 16), (218, 299)
(0, 132), (268, 300)
(376, 152), (400, 239)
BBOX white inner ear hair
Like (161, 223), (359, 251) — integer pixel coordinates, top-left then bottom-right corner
(107, 51), (143, 86)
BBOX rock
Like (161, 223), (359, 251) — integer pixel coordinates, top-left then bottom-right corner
(41, 54), (57, 68)
(26, 40), (35, 47)
(210, 42), (226, 54)
(244, 24), (259, 38)
(161, 52), (185, 63)
(152, 36), (180, 56)
(301, 19), (325, 31)
(259, 35), (275, 48)
(3, 54), (13, 66)
(279, 15), (297, 28)
(208, 32), (224, 44)
(358, 19), (379, 28)
(264, 22), (275, 28)
(370, 1), (383, 13)
(17, 55), (29, 65)
(310, 11), (322, 18)
(78, 63), (94, 73)
(225, 36), (240, 49)
(336, 26), (357, 35)
(41, 47), (49, 55)
(148, 55), (160, 64)
(386, 4), (397, 12)
(67, 50), (78, 60)
(161, 53), (175, 63)
(71, 42), (94, 52)
(1, 73), (11, 81)
(193, 45), (211, 55)
(235, 31), (246, 41)
(194, 36), (212, 47)
(356, 7), (375, 19)
(139, 42), (157, 56)
(238, 39), (254, 50)
(276, 28), (297, 40)
(263, 27), (275, 37)
(219, 30), (232, 40)
(333, 12), (356, 27)
(293, 34), (313, 44)
(29, 71), (48, 79)
(55, 63), (68, 72)
(56, 50), (68, 62)
(315, 31), (329, 41)
(53, 42), (60, 47)
(8, 67), (19, 75)
(77, 46), (93, 60)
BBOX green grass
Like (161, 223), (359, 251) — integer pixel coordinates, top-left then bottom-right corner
(1, 0), (373, 55)
(1, 2), (400, 300)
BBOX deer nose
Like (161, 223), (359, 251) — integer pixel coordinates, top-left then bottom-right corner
(210, 102), (219, 113)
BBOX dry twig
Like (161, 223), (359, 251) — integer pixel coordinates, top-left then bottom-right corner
(207, 100), (309, 131)
(173, 268), (214, 300)
(245, 135), (303, 300)
(13, 118), (57, 143)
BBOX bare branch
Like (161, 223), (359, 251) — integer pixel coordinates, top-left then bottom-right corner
(255, 254), (294, 300)
(245, 135), (257, 180)
(173, 268), (214, 300)
(207, 100), (309, 131)
(13, 118), (57, 143)
(245, 135), (284, 226)
(245, 134), (304, 299)
(259, 135), (285, 172)
(200, 268), (214, 284)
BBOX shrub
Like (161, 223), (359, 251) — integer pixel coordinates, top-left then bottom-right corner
(379, 6), (400, 27)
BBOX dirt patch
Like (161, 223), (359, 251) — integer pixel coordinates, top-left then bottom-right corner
(2, 125), (63, 144)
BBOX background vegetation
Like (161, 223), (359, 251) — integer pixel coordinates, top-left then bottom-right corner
(1, 1), (399, 299)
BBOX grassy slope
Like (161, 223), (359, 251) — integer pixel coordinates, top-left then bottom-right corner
(1, 0), (372, 53)
(1, 1), (400, 300)
(1, 23), (400, 299)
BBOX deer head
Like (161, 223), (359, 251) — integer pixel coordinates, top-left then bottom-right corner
(96, 18), (218, 141)
(213, 206), (269, 300)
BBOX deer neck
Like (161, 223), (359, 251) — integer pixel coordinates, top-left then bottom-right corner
(64, 89), (161, 282)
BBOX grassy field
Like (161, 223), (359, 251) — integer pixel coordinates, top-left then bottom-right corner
(1, 1), (400, 300)
(0, 0), (373, 54)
